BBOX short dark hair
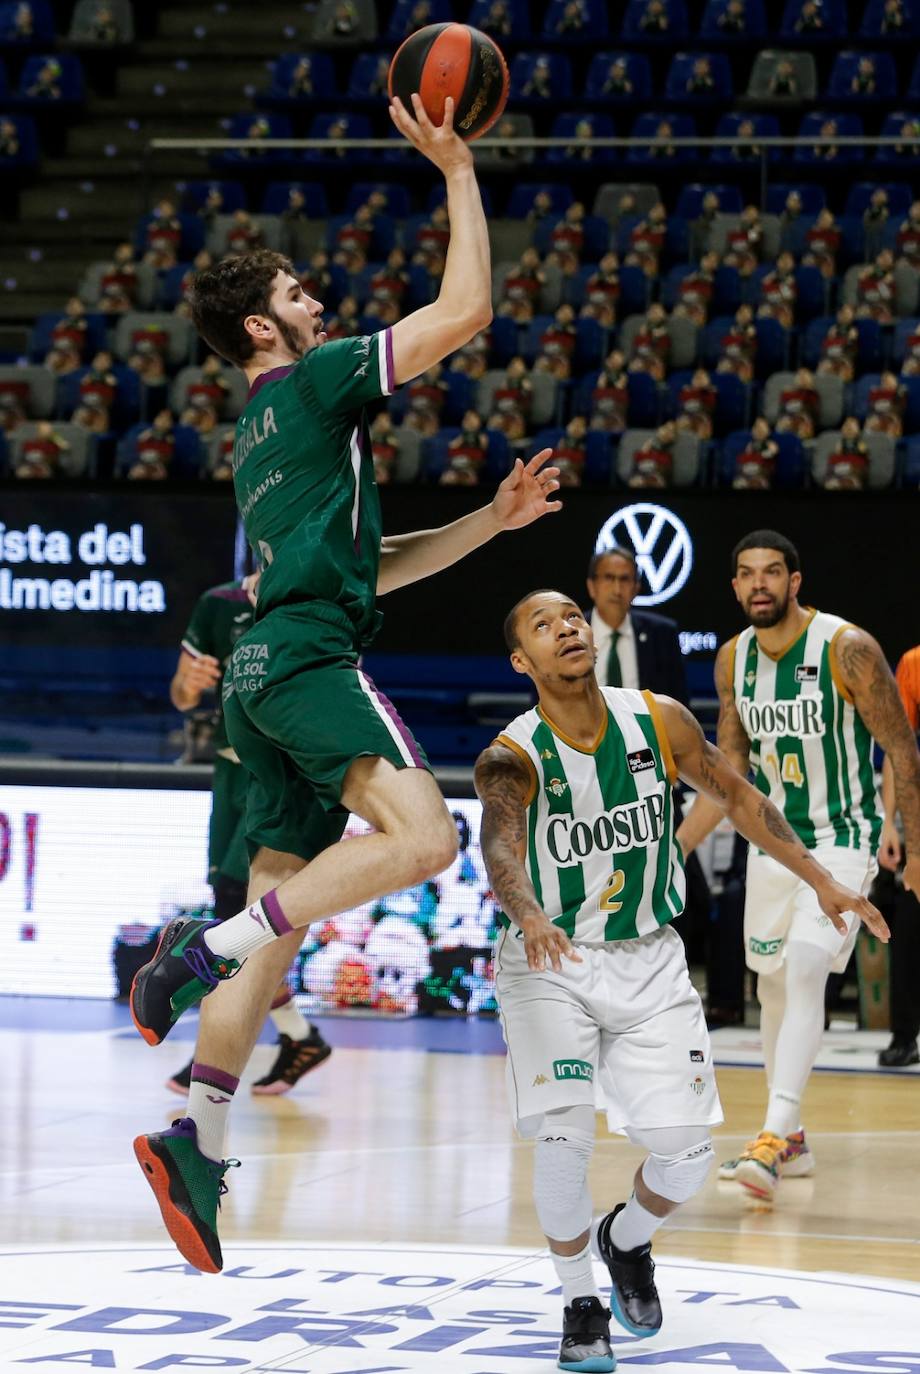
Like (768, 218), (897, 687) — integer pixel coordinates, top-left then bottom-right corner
(588, 545), (639, 581)
(188, 249), (295, 367)
(503, 589), (566, 653)
(731, 529), (801, 576)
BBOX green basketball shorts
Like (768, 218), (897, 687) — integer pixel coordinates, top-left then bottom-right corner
(222, 602), (430, 862)
(207, 754), (250, 887)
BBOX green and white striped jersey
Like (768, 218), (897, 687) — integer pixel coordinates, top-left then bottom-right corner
(731, 609), (881, 852)
(496, 688), (686, 944)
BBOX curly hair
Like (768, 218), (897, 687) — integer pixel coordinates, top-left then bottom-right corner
(188, 249), (295, 367)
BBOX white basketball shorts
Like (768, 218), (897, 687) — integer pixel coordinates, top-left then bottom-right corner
(495, 922), (723, 1137)
(744, 845), (877, 975)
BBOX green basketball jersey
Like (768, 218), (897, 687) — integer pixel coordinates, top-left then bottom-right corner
(181, 580), (253, 753)
(231, 331), (395, 642)
(732, 608), (881, 852)
(496, 688), (686, 944)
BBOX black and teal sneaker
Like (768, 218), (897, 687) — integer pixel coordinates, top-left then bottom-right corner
(594, 1205), (662, 1337)
(558, 1295), (616, 1372)
(130, 917), (240, 1046)
(134, 1117), (239, 1273)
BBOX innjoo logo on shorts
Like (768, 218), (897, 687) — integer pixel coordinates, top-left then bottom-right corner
(553, 1058), (593, 1081)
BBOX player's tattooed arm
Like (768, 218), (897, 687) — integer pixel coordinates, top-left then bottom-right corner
(474, 745), (582, 972)
(674, 640), (751, 857)
(660, 696), (889, 940)
(836, 626), (920, 892)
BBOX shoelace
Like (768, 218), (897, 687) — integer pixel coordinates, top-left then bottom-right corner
(182, 944), (241, 988)
(214, 1157), (241, 1209)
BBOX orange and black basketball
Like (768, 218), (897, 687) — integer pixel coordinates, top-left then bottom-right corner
(387, 22), (510, 142)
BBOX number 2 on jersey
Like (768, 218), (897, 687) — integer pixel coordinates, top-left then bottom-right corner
(765, 751), (805, 788)
(599, 868), (626, 913)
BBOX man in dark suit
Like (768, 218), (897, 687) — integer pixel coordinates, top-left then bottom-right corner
(587, 546), (688, 704)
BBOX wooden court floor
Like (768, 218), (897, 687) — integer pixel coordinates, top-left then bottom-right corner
(1, 1020), (918, 1282)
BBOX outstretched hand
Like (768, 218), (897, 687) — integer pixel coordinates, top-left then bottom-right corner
(492, 450), (563, 531)
(816, 877), (889, 941)
(388, 93), (473, 176)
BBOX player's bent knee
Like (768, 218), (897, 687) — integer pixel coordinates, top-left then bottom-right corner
(641, 1138), (714, 1205)
(533, 1106), (596, 1242)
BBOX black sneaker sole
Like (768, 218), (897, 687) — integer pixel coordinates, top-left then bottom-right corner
(131, 920), (186, 1047)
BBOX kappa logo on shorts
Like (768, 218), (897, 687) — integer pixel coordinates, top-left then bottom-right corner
(690, 1049), (704, 1063)
(690, 1076), (706, 1096)
(627, 747), (656, 775)
(533, 1073), (549, 1086)
(749, 936), (783, 955)
(795, 664), (819, 683)
(553, 1058), (593, 1082)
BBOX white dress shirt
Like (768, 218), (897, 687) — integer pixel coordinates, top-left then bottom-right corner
(591, 608), (640, 689)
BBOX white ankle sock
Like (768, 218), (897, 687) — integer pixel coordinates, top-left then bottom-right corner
(550, 1243), (600, 1306)
(205, 890), (294, 962)
(270, 996), (311, 1040)
(764, 1089), (801, 1139)
(187, 1062), (238, 1162)
(611, 1194), (661, 1251)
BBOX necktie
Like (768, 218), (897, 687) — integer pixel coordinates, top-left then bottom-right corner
(606, 630), (622, 687)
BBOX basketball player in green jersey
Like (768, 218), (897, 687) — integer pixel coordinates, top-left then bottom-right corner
(129, 95), (565, 1274)
(678, 529), (920, 1204)
(166, 574), (332, 1098)
(475, 589), (885, 1373)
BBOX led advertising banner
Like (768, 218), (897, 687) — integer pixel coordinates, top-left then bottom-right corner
(0, 784), (496, 1014)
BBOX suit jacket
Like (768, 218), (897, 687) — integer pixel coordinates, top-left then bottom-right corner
(631, 608), (688, 705)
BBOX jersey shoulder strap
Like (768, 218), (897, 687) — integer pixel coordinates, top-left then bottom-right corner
(494, 707), (542, 808)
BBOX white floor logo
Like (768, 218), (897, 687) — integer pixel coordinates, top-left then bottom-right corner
(596, 504), (694, 607)
(0, 1243), (917, 1371)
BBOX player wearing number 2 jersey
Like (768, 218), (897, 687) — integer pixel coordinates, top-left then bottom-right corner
(475, 589), (884, 1372)
(129, 95), (565, 1275)
(679, 530), (920, 1206)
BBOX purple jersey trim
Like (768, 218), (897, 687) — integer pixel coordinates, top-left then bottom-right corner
(262, 888), (294, 936)
(383, 328), (394, 394)
(208, 584), (250, 602)
(362, 673), (426, 768)
(191, 1062), (240, 1095)
(247, 362), (296, 401)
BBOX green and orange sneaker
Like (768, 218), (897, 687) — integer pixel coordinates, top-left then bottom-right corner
(719, 1129), (815, 1181)
(134, 1117), (239, 1273)
(735, 1130), (787, 1201)
(130, 917), (240, 1046)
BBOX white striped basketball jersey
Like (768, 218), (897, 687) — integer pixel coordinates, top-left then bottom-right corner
(731, 609), (881, 851)
(496, 688), (686, 944)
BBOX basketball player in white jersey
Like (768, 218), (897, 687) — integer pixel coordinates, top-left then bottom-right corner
(678, 530), (920, 1204)
(474, 588), (885, 1374)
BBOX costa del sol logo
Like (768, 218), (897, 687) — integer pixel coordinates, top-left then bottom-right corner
(595, 502), (694, 607)
(0, 1243), (917, 1372)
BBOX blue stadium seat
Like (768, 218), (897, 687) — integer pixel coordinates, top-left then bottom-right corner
(158, 264), (192, 310)
(533, 212), (611, 260)
(764, 183), (827, 215)
(506, 182), (574, 217)
(627, 112), (697, 164)
(699, 0), (767, 38)
(509, 52), (573, 101)
(854, 374), (920, 431)
(214, 112), (293, 166)
(328, 211), (396, 258)
(260, 181), (329, 216)
(625, 370), (660, 426)
(619, 263), (652, 315)
(18, 53), (85, 103)
(346, 53), (391, 101)
(845, 181), (912, 216)
(802, 314), (881, 371)
(779, 0), (848, 38)
(543, 0), (609, 39)
(876, 112), (920, 163)
(56, 365), (140, 426)
(0, 0), (55, 43)
(620, 0), (689, 40)
(713, 371), (752, 432)
(753, 317), (790, 377)
(859, 0), (920, 35)
(903, 435), (920, 485)
(264, 52), (337, 104)
(794, 112), (865, 163)
(133, 210), (204, 260)
(422, 426), (510, 483)
(675, 183), (743, 218)
(795, 264), (830, 321)
(664, 52), (733, 102)
(116, 422), (206, 480)
(585, 52), (652, 103)
(584, 431), (616, 484)
(719, 430), (806, 487)
(483, 427), (513, 481)
(711, 265), (742, 315)
(0, 111), (38, 168)
(546, 112), (616, 163)
(302, 112), (371, 164)
(574, 317), (609, 371)
(488, 315), (518, 366)
(29, 311), (109, 363)
(344, 183), (412, 217)
(710, 112), (779, 163)
(827, 51), (895, 101)
(386, 0), (453, 39)
(180, 180), (247, 214)
(894, 317), (920, 367)
(466, 0), (532, 39)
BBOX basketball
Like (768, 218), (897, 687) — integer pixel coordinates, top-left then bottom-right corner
(387, 22), (510, 142)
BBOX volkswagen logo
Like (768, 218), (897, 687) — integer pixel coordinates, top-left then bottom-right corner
(595, 503), (693, 607)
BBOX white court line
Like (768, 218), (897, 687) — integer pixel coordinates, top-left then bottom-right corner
(665, 1221), (920, 1247)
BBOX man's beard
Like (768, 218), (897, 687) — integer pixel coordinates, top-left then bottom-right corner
(268, 309), (310, 360)
(745, 591), (789, 628)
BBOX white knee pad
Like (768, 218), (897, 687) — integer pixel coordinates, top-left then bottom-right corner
(532, 1105), (596, 1243)
(641, 1137), (714, 1205)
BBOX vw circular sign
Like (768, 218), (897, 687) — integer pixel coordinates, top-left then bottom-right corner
(595, 502), (694, 607)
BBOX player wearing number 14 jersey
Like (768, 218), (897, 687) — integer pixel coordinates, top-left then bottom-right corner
(475, 589), (884, 1372)
(679, 530), (920, 1205)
